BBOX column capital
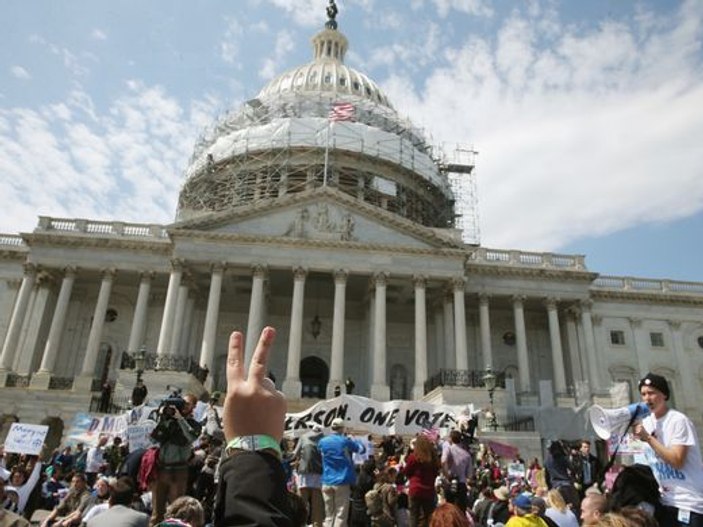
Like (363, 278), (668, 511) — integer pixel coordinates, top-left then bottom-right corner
(63, 266), (77, 278)
(579, 299), (593, 312)
(543, 297), (559, 310)
(139, 270), (156, 281)
(333, 269), (349, 284)
(101, 268), (117, 280)
(629, 317), (642, 327)
(591, 314), (603, 325)
(451, 276), (466, 291)
(22, 262), (37, 276)
(36, 270), (56, 288)
(372, 271), (389, 287)
(251, 263), (268, 279)
(412, 274), (427, 288)
(512, 294), (526, 306)
(478, 292), (491, 305)
(170, 258), (185, 271)
(211, 262), (227, 273)
(668, 319), (683, 331)
(292, 266), (308, 281)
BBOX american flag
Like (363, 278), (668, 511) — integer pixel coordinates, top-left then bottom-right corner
(328, 102), (355, 122)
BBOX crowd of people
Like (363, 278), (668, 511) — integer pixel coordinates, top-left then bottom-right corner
(0, 328), (701, 527)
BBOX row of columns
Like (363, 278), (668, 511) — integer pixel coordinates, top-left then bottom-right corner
(1, 261), (599, 399)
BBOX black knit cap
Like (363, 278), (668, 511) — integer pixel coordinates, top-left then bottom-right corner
(638, 372), (670, 400)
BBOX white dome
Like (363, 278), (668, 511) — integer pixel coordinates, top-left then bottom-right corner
(257, 28), (392, 109)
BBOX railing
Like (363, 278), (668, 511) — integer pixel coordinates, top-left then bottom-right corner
(48, 377), (74, 390)
(502, 416), (535, 432)
(121, 351), (208, 381)
(593, 276), (703, 295)
(5, 374), (30, 388)
(0, 234), (26, 248)
(35, 216), (169, 239)
(424, 369), (507, 393)
(89, 394), (130, 414)
(470, 248), (586, 271)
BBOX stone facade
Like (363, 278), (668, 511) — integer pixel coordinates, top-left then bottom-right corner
(1, 18), (702, 452)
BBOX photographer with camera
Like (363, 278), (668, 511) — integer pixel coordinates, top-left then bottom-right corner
(149, 391), (201, 526)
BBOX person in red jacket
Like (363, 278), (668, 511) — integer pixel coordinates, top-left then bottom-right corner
(401, 434), (440, 527)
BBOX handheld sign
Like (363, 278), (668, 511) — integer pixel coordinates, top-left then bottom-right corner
(5, 423), (49, 456)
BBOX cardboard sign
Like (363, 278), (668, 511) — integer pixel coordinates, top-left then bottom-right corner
(126, 422), (156, 451)
(4, 423), (49, 455)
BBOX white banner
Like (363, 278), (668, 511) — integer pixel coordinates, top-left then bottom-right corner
(64, 395), (475, 444)
(126, 422), (156, 451)
(283, 394), (473, 437)
(5, 423), (49, 455)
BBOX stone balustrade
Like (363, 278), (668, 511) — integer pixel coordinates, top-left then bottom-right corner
(35, 216), (169, 239)
(470, 247), (586, 270)
(593, 276), (703, 294)
(0, 234), (25, 248)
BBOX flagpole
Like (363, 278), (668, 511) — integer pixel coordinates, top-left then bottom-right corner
(323, 118), (331, 187)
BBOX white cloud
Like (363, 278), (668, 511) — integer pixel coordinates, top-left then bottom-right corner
(220, 17), (244, 65)
(91, 29), (107, 40)
(432, 0), (494, 18)
(0, 83), (220, 233)
(258, 29), (295, 80)
(384, 0), (703, 251)
(10, 66), (31, 80)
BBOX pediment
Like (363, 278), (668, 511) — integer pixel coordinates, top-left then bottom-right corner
(171, 188), (463, 250)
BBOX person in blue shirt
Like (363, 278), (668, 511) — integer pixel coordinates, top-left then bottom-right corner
(318, 417), (365, 527)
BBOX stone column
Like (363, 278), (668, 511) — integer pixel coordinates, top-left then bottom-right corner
(669, 320), (695, 410)
(283, 267), (306, 398)
(180, 292), (196, 359)
(433, 305), (444, 370)
(199, 264), (225, 382)
(443, 291), (454, 369)
(0, 264), (37, 375)
(628, 318), (649, 375)
(580, 300), (600, 392)
(370, 272), (390, 400)
(565, 309), (583, 385)
(452, 277), (468, 370)
(126, 272), (153, 356)
(170, 277), (190, 359)
(326, 269), (348, 398)
(33, 267), (76, 384)
(245, 265), (267, 364)
(545, 297), (567, 394)
(156, 260), (183, 363)
(478, 294), (493, 369)
(412, 275), (428, 399)
(512, 295), (530, 392)
(16, 272), (54, 376)
(75, 269), (115, 390)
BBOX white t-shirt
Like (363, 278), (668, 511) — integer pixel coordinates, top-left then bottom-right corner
(546, 507), (579, 527)
(642, 408), (703, 514)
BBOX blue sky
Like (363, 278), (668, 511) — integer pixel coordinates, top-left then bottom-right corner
(1, 0), (702, 281)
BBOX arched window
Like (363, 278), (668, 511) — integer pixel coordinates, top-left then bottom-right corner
(301, 356), (329, 399)
(390, 364), (408, 400)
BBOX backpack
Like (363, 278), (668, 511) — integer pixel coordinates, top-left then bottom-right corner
(365, 486), (384, 517)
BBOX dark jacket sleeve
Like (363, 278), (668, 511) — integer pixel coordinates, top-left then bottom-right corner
(214, 451), (293, 527)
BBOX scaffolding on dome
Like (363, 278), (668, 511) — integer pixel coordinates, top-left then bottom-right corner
(439, 145), (480, 245)
(177, 94), (460, 230)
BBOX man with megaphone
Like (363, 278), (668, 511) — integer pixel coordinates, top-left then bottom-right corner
(632, 373), (703, 527)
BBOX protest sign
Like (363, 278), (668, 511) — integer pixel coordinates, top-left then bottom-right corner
(126, 422), (156, 451)
(283, 394), (473, 437)
(5, 423), (49, 455)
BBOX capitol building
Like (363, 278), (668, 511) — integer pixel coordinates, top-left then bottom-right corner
(1, 10), (702, 451)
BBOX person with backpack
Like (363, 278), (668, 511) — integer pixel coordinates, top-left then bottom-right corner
(293, 423), (325, 527)
(366, 467), (398, 527)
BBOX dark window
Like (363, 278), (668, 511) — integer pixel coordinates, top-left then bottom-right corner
(650, 332), (665, 347)
(610, 330), (626, 345)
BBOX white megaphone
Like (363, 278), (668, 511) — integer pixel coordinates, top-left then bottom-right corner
(588, 402), (651, 439)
